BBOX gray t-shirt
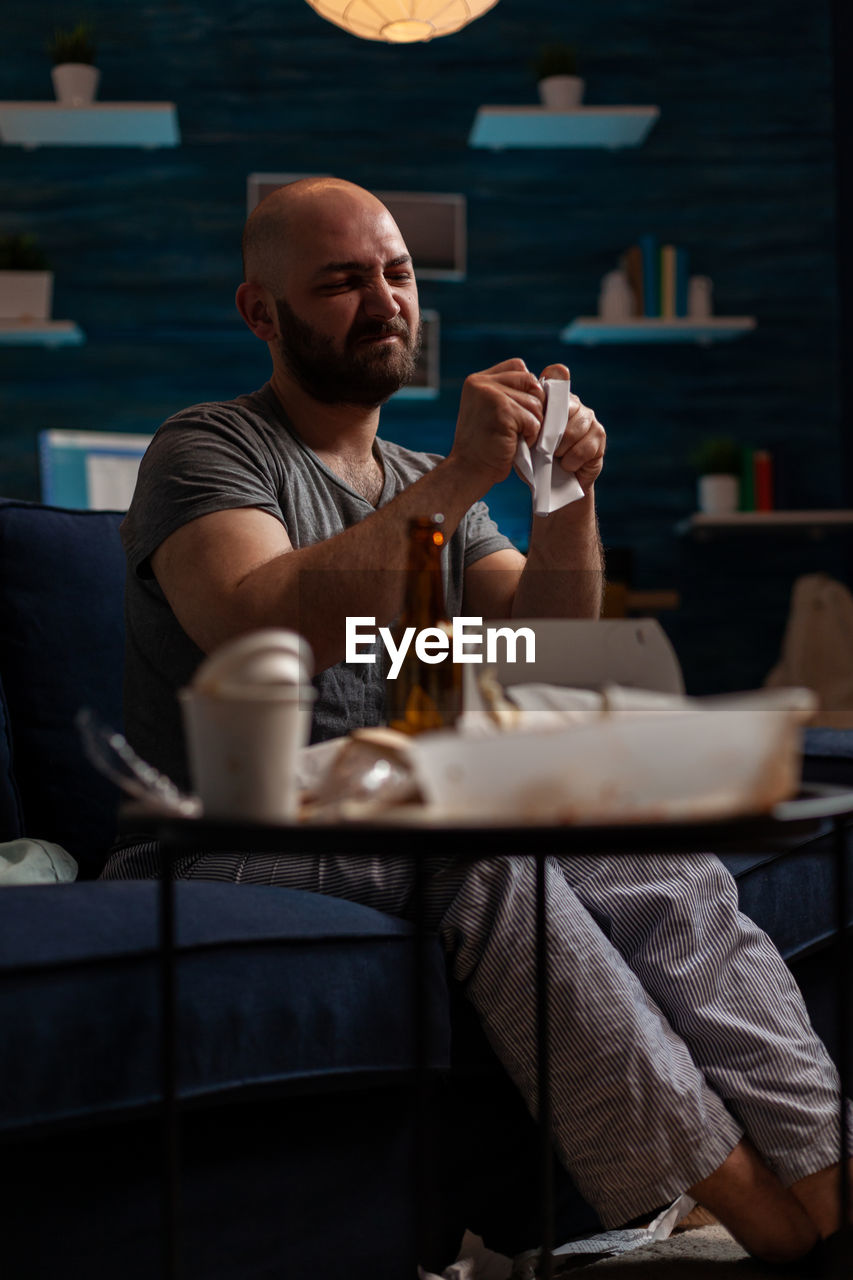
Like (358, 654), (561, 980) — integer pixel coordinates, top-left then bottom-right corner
(122, 383), (514, 790)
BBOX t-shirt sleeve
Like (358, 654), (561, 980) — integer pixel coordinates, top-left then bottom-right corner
(121, 407), (285, 577)
(462, 498), (519, 568)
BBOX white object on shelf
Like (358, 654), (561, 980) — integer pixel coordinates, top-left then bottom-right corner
(560, 317), (757, 345)
(698, 475), (739, 516)
(0, 270), (53, 322)
(538, 75), (585, 110)
(598, 270), (634, 321)
(0, 102), (180, 148)
(0, 319), (84, 346)
(687, 275), (713, 319)
(51, 64), (100, 106)
(469, 105), (660, 150)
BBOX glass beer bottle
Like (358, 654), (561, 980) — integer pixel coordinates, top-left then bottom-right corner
(385, 514), (462, 735)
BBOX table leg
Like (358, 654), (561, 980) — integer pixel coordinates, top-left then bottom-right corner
(159, 856), (182, 1280)
(412, 849), (429, 1271)
(834, 816), (852, 1276)
(536, 853), (554, 1280)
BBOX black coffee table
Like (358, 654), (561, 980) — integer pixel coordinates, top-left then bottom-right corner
(132, 784), (853, 1280)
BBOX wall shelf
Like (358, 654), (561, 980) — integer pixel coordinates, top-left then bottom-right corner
(0, 319), (84, 347)
(561, 317), (757, 345)
(469, 106), (660, 150)
(0, 103), (180, 148)
(677, 511), (853, 537)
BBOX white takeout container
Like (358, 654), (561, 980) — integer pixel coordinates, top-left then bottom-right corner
(405, 699), (807, 826)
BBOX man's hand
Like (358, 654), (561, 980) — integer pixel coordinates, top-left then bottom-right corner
(448, 359), (606, 500)
(540, 363), (606, 496)
(449, 358), (546, 490)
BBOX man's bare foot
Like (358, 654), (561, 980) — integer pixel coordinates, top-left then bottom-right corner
(674, 1205), (718, 1232)
(687, 1138), (818, 1263)
(791, 1160), (853, 1238)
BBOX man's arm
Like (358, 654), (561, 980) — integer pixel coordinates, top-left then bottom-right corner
(151, 360), (548, 672)
(152, 457), (482, 671)
(463, 497), (604, 622)
(511, 492), (604, 619)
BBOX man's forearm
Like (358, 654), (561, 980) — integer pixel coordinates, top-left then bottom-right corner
(234, 456), (486, 669)
(511, 492), (604, 619)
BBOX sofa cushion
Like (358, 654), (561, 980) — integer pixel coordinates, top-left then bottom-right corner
(0, 501), (126, 876)
(0, 880), (450, 1134)
(722, 830), (850, 963)
(802, 726), (853, 787)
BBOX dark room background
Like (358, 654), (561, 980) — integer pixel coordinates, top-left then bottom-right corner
(1, 0), (847, 693)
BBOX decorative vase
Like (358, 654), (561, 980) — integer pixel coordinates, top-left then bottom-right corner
(0, 271), (54, 322)
(598, 270), (634, 321)
(687, 275), (713, 319)
(698, 474), (739, 516)
(538, 75), (585, 109)
(51, 63), (100, 106)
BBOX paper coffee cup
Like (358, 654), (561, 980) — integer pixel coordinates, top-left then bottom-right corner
(180, 629), (316, 822)
(180, 685), (315, 822)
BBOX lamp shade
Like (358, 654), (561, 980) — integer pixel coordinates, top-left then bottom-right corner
(304, 0), (499, 43)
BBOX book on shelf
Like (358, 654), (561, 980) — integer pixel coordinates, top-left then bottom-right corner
(754, 449), (774, 511)
(617, 239), (691, 319)
(737, 448), (775, 512)
(675, 247), (689, 317)
(660, 244), (676, 319)
(637, 233), (659, 317)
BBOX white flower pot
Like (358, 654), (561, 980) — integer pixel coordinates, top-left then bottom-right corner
(0, 271), (54, 322)
(698, 474), (739, 516)
(51, 63), (100, 106)
(538, 75), (585, 109)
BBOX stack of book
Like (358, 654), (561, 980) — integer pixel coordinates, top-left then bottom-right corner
(620, 235), (690, 318)
(740, 448), (774, 512)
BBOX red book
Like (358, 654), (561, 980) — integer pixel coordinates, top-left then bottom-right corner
(753, 450), (774, 511)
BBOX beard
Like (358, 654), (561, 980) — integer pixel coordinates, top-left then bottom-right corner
(274, 296), (422, 407)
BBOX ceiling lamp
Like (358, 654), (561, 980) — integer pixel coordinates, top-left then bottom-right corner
(304, 0), (499, 44)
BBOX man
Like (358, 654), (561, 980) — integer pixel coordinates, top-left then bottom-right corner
(103, 178), (849, 1266)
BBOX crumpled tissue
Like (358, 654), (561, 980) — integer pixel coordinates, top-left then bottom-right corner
(421, 1196), (697, 1280)
(514, 378), (584, 516)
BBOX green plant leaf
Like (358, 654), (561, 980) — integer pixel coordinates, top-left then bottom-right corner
(690, 436), (742, 475)
(47, 21), (96, 66)
(0, 234), (51, 271)
(532, 42), (579, 80)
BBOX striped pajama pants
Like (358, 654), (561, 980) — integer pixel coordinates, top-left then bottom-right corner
(102, 840), (848, 1228)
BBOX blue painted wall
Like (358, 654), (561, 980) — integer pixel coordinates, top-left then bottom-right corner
(1, 0), (845, 692)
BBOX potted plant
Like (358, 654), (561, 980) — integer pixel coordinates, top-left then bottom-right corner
(0, 234), (53, 323)
(48, 22), (99, 106)
(533, 42), (584, 110)
(692, 436), (742, 515)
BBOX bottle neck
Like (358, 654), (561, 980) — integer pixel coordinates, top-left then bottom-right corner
(401, 521), (448, 627)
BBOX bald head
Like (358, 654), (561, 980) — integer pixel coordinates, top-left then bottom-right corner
(241, 177), (402, 291)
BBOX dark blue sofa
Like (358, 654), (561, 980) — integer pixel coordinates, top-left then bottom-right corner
(0, 499), (849, 1279)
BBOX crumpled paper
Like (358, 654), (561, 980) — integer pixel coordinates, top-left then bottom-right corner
(514, 378), (585, 516)
(420, 1197), (697, 1280)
